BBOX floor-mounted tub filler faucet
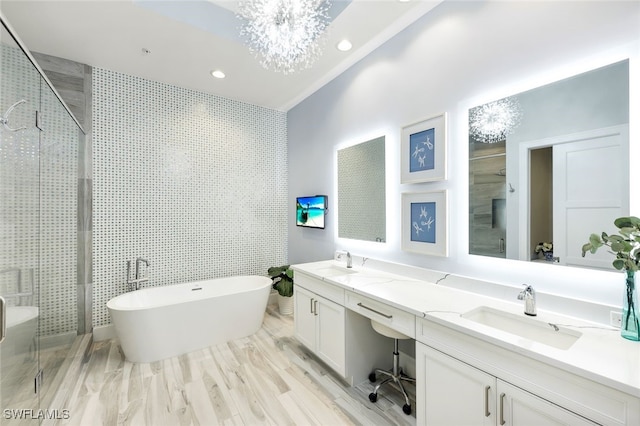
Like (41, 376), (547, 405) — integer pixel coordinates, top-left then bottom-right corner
(335, 250), (352, 268)
(517, 284), (537, 316)
(126, 258), (151, 291)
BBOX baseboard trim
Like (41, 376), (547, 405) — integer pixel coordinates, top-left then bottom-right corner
(40, 332), (77, 350)
(92, 324), (116, 341)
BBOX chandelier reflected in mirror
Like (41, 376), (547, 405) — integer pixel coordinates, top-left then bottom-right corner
(238, 0), (331, 74)
(469, 96), (523, 144)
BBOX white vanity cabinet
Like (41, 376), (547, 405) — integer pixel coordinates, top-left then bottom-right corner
(416, 318), (640, 426)
(417, 344), (596, 425)
(293, 269), (393, 385)
(294, 285), (346, 375)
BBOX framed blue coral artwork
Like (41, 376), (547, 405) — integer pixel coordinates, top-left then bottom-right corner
(402, 191), (448, 256)
(401, 113), (447, 183)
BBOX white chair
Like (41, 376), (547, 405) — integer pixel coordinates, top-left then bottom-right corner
(368, 320), (415, 415)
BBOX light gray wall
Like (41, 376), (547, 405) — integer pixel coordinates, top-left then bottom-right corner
(288, 1), (640, 306)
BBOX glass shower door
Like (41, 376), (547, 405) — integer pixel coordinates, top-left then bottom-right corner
(0, 19), (42, 418)
(36, 72), (79, 410)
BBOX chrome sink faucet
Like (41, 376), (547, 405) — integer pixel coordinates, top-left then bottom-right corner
(517, 284), (537, 316)
(335, 250), (352, 268)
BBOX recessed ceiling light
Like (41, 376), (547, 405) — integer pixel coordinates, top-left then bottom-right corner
(336, 39), (352, 52)
(210, 70), (226, 79)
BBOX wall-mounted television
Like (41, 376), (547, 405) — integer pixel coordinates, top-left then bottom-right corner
(296, 195), (327, 229)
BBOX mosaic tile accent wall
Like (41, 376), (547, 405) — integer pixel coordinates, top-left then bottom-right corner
(92, 69), (288, 328)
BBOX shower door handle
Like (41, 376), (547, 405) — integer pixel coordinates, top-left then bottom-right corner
(0, 296), (6, 343)
(1, 99), (28, 132)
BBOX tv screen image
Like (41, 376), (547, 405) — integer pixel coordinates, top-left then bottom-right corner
(296, 195), (327, 229)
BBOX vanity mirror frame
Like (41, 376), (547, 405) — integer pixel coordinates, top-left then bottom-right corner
(467, 58), (631, 270)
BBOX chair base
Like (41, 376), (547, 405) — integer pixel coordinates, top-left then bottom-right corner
(368, 339), (415, 415)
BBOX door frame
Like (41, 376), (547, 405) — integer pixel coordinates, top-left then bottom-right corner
(517, 125), (629, 263)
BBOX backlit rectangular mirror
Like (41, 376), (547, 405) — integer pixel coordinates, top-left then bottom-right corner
(337, 136), (386, 243)
(469, 60), (629, 270)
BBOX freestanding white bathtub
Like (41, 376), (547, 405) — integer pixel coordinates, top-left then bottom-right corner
(106, 275), (271, 363)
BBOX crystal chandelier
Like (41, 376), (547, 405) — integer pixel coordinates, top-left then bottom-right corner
(238, 0), (331, 74)
(469, 97), (523, 144)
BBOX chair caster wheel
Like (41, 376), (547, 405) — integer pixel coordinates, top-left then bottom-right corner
(368, 372), (376, 382)
(403, 404), (412, 415)
(369, 392), (378, 403)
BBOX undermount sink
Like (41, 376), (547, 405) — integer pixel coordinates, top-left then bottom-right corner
(313, 264), (358, 277)
(462, 306), (582, 350)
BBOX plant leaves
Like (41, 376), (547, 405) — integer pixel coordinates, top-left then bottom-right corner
(268, 265), (290, 277)
(614, 216), (640, 229)
(583, 216), (640, 271)
(610, 241), (625, 252)
(581, 243), (592, 257)
(589, 234), (603, 247)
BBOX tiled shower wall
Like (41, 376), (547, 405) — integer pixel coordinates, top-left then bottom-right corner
(33, 51), (93, 335)
(1, 45), (80, 339)
(92, 68), (288, 328)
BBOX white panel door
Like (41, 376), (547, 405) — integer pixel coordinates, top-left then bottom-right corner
(294, 286), (316, 351)
(553, 126), (628, 268)
(417, 343), (495, 426)
(316, 297), (346, 376)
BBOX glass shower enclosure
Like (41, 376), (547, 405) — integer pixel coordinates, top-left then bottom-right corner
(1, 15), (82, 419)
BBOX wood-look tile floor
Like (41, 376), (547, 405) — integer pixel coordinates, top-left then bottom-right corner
(58, 305), (416, 426)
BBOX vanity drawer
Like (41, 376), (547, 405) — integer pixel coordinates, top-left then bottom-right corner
(294, 271), (344, 304)
(345, 291), (415, 339)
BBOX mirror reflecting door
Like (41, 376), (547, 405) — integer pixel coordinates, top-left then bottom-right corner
(469, 60), (629, 269)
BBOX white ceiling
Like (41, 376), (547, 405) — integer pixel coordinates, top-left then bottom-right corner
(1, 0), (441, 111)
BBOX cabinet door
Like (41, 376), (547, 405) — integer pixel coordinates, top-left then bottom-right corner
(316, 297), (346, 376)
(498, 380), (596, 426)
(417, 343), (495, 426)
(294, 286), (316, 350)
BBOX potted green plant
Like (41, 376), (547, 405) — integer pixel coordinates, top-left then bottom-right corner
(582, 216), (640, 341)
(268, 265), (294, 315)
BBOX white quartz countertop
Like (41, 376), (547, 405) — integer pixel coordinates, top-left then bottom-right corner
(291, 260), (640, 398)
